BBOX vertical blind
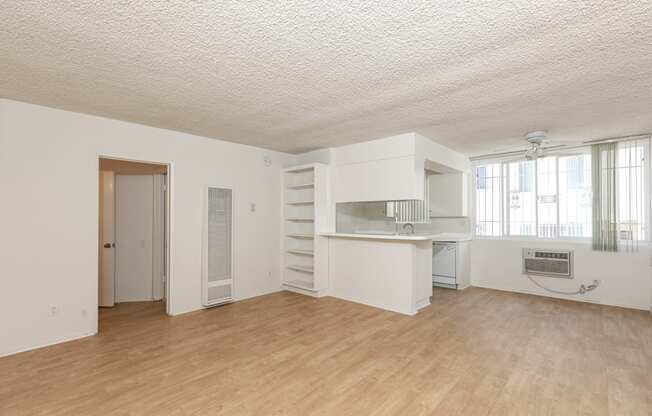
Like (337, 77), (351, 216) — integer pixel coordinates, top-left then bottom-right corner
(592, 142), (618, 251)
(592, 137), (650, 251)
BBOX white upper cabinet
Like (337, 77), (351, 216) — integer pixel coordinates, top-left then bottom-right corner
(332, 133), (471, 204)
(333, 133), (418, 202)
(334, 155), (421, 202)
(429, 172), (469, 217)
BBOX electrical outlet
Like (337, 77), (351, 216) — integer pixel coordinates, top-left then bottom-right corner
(81, 309), (88, 317)
(250, 203), (256, 212)
(48, 305), (59, 317)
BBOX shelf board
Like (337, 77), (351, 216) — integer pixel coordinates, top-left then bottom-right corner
(284, 166), (315, 174)
(286, 233), (314, 239)
(285, 218), (314, 222)
(287, 249), (314, 256)
(285, 200), (314, 205)
(286, 183), (314, 190)
(283, 279), (316, 291)
(287, 264), (314, 274)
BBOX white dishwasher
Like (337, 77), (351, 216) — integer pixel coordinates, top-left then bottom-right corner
(432, 241), (470, 289)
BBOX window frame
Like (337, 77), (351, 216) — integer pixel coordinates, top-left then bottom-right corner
(473, 139), (652, 244)
(473, 149), (595, 242)
(613, 139), (651, 243)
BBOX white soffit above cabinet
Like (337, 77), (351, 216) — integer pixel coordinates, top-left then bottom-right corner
(331, 133), (469, 202)
(2, 2), (652, 154)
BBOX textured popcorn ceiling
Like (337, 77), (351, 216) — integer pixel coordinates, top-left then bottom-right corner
(2, 1), (652, 155)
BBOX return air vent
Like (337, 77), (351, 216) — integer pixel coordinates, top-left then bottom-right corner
(202, 186), (234, 307)
(522, 248), (573, 279)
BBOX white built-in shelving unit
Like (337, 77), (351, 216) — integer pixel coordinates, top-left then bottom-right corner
(281, 163), (332, 296)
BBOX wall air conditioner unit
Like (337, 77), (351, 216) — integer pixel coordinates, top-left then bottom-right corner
(522, 248), (573, 279)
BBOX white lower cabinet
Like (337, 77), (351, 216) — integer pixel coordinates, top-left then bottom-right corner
(432, 241), (470, 289)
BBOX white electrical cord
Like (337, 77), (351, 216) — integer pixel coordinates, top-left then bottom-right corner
(526, 274), (600, 295)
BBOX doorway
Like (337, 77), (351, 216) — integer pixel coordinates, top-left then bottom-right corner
(98, 157), (170, 328)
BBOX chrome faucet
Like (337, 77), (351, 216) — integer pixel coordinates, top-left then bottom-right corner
(402, 223), (414, 235)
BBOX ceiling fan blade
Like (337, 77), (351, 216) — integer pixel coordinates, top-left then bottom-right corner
(545, 139), (579, 146)
(469, 147), (527, 162)
(472, 133), (585, 162)
(487, 144), (530, 153)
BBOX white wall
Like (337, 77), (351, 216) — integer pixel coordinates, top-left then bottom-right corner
(470, 238), (652, 310)
(282, 148), (333, 167)
(0, 99), (283, 357)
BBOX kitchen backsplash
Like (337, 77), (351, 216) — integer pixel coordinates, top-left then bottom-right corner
(336, 202), (470, 234)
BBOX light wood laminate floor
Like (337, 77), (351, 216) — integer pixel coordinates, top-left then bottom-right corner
(1, 288), (651, 415)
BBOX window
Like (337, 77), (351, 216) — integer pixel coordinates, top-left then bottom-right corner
(517, 162), (533, 192)
(474, 148), (593, 239)
(476, 166), (487, 189)
(474, 140), (650, 241)
(536, 156), (558, 238)
(566, 156), (585, 189)
(615, 140), (648, 242)
(507, 160), (535, 236)
(474, 163), (503, 236)
(558, 154), (592, 238)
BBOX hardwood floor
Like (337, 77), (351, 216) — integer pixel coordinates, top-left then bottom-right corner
(1, 288), (651, 415)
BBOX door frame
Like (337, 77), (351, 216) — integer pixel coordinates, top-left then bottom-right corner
(98, 155), (173, 316)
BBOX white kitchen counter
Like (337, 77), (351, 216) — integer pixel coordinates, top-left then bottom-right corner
(320, 232), (472, 242)
(429, 233), (472, 242)
(320, 232), (435, 241)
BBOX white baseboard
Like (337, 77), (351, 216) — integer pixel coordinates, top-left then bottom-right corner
(1, 331), (97, 359)
(234, 287), (284, 302)
(323, 293), (417, 316)
(471, 281), (649, 311)
(169, 286), (283, 316)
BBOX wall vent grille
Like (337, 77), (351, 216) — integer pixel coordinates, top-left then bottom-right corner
(202, 186), (234, 306)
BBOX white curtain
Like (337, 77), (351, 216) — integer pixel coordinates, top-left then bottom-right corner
(592, 138), (650, 252)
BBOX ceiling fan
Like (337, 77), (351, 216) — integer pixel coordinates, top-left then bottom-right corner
(472, 131), (572, 162)
(522, 131), (549, 160)
(472, 132), (652, 162)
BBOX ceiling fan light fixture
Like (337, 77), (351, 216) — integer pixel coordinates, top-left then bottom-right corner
(525, 130), (548, 144)
(524, 142), (546, 160)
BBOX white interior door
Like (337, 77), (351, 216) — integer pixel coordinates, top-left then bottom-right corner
(115, 175), (154, 302)
(99, 171), (116, 307)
